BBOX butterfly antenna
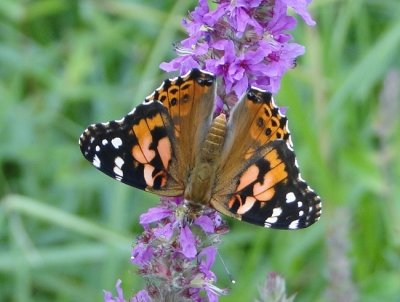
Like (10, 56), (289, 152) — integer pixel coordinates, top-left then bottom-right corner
(217, 249), (236, 286)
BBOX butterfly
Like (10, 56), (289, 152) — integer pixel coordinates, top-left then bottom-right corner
(79, 69), (321, 229)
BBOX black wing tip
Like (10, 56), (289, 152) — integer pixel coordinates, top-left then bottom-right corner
(247, 87), (272, 104)
(153, 68), (216, 97)
(188, 68), (216, 87)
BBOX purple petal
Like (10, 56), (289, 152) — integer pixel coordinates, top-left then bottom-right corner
(279, 106), (287, 115)
(179, 225), (197, 258)
(131, 243), (153, 265)
(154, 222), (173, 240)
(194, 215), (215, 233)
(115, 279), (125, 302)
(199, 246), (217, 271)
(232, 75), (249, 97)
(283, 0), (316, 26)
(131, 289), (152, 302)
(139, 207), (172, 224)
(206, 290), (219, 302)
(103, 290), (114, 302)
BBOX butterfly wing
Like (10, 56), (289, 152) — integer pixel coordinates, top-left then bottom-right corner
(144, 69), (216, 183)
(79, 101), (184, 195)
(79, 69), (216, 196)
(212, 88), (321, 229)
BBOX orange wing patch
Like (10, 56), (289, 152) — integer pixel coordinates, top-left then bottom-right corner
(130, 112), (172, 188)
(228, 148), (288, 213)
(252, 149), (288, 202)
(243, 90), (291, 158)
(145, 70), (213, 140)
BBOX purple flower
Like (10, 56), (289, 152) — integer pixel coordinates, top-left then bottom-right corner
(103, 280), (127, 302)
(140, 207), (172, 225)
(132, 290), (152, 302)
(105, 197), (229, 301)
(161, 0), (315, 99)
(194, 215), (215, 233)
(283, 0), (316, 26)
(179, 225), (197, 258)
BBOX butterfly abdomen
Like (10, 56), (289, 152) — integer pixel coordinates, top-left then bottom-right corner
(184, 114), (227, 207)
(200, 114), (226, 162)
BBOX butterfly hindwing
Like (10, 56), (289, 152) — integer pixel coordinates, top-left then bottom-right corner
(79, 101), (182, 195)
(212, 88), (321, 229)
(226, 140), (321, 229)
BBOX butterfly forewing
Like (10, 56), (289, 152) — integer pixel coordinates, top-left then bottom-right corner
(144, 69), (216, 184)
(79, 69), (217, 197)
(79, 100), (184, 195)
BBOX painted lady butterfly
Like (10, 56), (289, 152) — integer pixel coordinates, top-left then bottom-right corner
(79, 69), (321, 229)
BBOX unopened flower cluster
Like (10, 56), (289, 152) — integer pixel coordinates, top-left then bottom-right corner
(161, 0), (315, 101)
(104, 197), (229, 302)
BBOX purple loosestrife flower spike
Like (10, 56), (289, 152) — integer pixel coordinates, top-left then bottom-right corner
(105, 197), (229, 301)
(161, 0), (315, 100)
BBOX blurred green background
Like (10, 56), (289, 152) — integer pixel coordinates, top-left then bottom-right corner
(1, 0), (400, 301)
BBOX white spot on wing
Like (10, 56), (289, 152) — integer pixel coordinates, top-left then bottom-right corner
(287, 136), (293, 147)
(95, 146), (100, 152)
(115, 156), (124, 168)
(264, 207), (283, 227)
(297, 201), (303, 208)
(198, 69), (214, 77)
(288, 219), (299, 229)
(111, 137), (123, 149)
(142, 101), (153, 106)
(299, 210), (304, 216)
(265, 216), (278, 224)
(113, 166), (123, 177)
(102, 139), (108, 145)
(93, 155), (101, 168)
(286, 192), (296, 203)
(272, 207), (282, 217)
(90, 137), (95, 143)
(250, 86), (267, 93)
